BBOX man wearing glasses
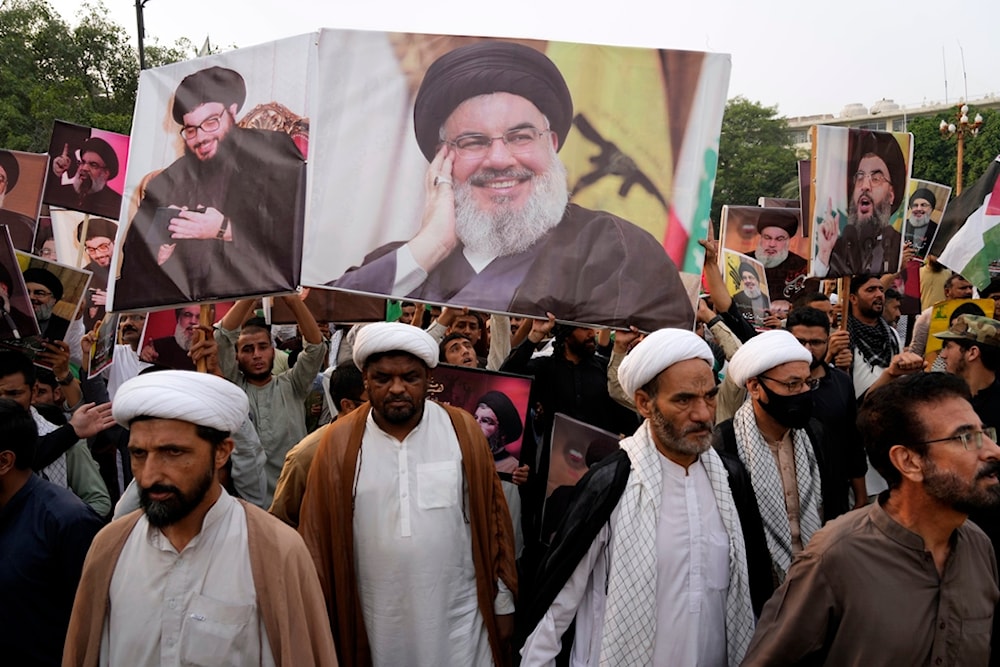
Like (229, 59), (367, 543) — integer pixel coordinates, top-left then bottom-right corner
(334, 41), (691, 331)
(814, 129), (907, 278)
(47, 137), (123, 219)
(75, 217), (117, 329)
(743, 372), (1000, 667)
(117, 66), (305, 309)
(753, 209), (809, 302)
(714, 329), (846, 585)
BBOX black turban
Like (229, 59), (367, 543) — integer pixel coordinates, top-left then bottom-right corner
(22, 268), (63, 301)
(76, 217), (118, 243)
(738, 262), (759, 280)
(476, 390), (523, 444)
(756, 209), (799, 236)
(413, 41), (573, 162)
(80, 137), (119, 179)
(847, 129), (907, 209)
(172, 66), (246, 124)
(909, 187), (937, 210)
(0, 151), (20, 192)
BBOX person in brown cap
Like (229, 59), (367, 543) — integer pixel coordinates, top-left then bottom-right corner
(46, 137), (123, 219)
(117, 66), (306, 310)
(333, 41), (692, 331)
(753, 208), (808, 301)
(0, 150), (38, 250)
(815, 129), (908, 278)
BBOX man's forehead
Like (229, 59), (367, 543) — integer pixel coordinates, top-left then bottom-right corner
(0, 372), (27, 388)
(765, 360), (811, 379)
(183, 101), (227, 123)
(445, 92), (546, 133)
(859, 154), (890, 174)
(790, 324), (827, 338)
(759, 226), (789, 238)
(86, 235), (112, 245)
(911, 197), (932, 207)
(82, 150), (104, 163)
(128, 417), (202, 443)
(237, 330), (271, 345)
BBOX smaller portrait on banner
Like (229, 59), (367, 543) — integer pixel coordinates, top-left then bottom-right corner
(43, 122), (129, 220)
(139, 302), (234, 371)
(0, 228), (40, 340)
(49, 209), (117, 330)
(427, 364), (531, 472)
(924, 298), (995, 363)
(811, 127), (912, 279)
(720, 205), (809, 302)
(721, 249), (771, 329)
(901, 179), (951, 261)
(0, 149), (47, 251)
(32, 215), (57, 260)
(88, 312), (119, 379)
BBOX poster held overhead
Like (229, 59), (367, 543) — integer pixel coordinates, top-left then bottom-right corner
(42, 121), (130, 221)
(0, 149), (48, 251)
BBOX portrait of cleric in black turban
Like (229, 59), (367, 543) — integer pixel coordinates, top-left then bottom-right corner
(43, 122), (128, 221)
(0, 149), (47, 252)
(323, 36), (713, 332)
(113, 46), (309, 311)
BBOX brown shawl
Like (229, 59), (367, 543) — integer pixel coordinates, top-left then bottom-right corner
(298, 402), (518, 667)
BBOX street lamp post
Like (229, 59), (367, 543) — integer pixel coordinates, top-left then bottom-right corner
(939, 102), (984, 195)
(135, 0), (152, 70)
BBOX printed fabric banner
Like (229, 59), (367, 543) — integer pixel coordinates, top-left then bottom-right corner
(930, 157), (1000, 259)
(925, 298), (996, 361)
(719, 205), (808, 302)
(899, 178), (952, 261)
(0, 149), (48, 252)
(936, 157), (1000, 289)
(43, 121), (130, 221)
(809, 126), (913, 280)
(109, 34), (313, 312)
(720, 248), (771, 329)
(303, 30), (731, 331)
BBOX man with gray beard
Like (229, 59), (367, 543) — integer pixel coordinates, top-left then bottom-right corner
(814, 130), (907, 278)
(141, 305), (205, 371)
(47, 137), (123, 219)
(333, 41), (691, 331)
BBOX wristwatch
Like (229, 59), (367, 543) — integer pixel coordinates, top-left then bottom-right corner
(57, 372), (75, 385)
(216, 217), (230, 240)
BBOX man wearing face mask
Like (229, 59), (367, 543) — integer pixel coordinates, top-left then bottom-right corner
(713, 329), (845, 585)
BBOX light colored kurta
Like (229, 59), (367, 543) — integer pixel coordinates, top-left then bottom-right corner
(353, 401), (513, 667)
(99, 490), (274, 667)
(521, 454), (731, 667)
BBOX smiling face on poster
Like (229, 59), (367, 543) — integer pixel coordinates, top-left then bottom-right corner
(901, 179), (951, 261)
(304, 30), (730, 331)
(43, 121), (130, 221)
(720, 205), (809, 301)
(0, 149), (47, 252)
(49, 209), (118, 331)
(110, 35), (312, 312)
(810, 126), (912, 280)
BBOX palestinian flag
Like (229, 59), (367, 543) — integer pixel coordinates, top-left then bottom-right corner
(937, 156), (1000, 290)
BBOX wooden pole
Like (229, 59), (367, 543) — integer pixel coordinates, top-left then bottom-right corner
(196, 304), (212, 373)
(838, 276), (850, 331)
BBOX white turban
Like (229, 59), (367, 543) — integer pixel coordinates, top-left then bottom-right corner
(113, 370), (249, 434)
(617, 328), (715, 397)
(727, 329), (812, 387)
(353, 322), (439, 369)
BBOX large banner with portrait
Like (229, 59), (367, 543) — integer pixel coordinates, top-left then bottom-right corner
(302, 30), (731, 331)
(108, 34), (313, 312)
(719, 205), (808, 302)
(43, 122), (130, 221)
(0, 149), (48, 252)
(809, 126), (913, 280)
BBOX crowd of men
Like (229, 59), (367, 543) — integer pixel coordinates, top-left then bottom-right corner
(4, 36), (1000, 667)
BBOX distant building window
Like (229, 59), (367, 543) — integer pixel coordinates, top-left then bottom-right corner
(894, 119), (907, 131)
(790, 130), (809, 144)
(856, 121), (886, 131)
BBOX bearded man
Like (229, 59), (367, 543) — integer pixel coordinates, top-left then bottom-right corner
(814, 130), (907, 278)
(140, 305), (203, 371)
(47, 137), (123, 219)
(0, 150), (40, 250)
(732, 262), (770, 327)
(332, 41), (691, 331)
(753, 209), (808, 301)
(117, 66), (306, 309)
(905, 187), (938, 260)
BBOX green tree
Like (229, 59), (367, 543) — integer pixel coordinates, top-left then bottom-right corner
(0, 0), (203, 152)
(909, 107), (1000, 193)
(711, 97), (800, 224)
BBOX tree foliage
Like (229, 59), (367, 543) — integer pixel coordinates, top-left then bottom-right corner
(0, 0), (204, 152)
(711, 96), (800, 224)
(909, 107), (1000, 193)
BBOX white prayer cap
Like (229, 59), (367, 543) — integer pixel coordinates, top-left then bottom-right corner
(617, 328), (715, 397)
(353, 322), (439, 369)
(727, 329), (812, 387)
(113, 370), (249, 434)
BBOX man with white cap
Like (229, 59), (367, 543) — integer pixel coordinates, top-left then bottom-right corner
(520, 328), (765, 667)
(298, 322), (517, 667)
(714, 329), (844, 586)
(63, 370), (338, 667)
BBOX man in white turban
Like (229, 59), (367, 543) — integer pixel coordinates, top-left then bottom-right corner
(298, 322), (517, 667)
(521, 328), (768, 667)
(714, 329), (843, 587)
(64, 370), (338, 667)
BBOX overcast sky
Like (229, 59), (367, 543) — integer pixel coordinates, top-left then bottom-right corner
(49, 0), (998, 119)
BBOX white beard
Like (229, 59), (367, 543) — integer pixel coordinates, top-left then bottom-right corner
(174, 324), (193, 351)
(73, 171), (107, 195)
(453, 149), (569, 258)
(908, 213), (930, 229)
(743, 285), (762, 300)
(755, 246), (789, 269)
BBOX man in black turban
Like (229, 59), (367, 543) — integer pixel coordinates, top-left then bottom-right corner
(116, 65), (306, 310)
(815, 129), (908, 278)
(333, 41), (692, 332)
(733, 261), (770, 326)
(752, 208), (808, 301)
(0, 150), (39, 251)
(45, 136), (123, 219)
(904, 186), (939, 259)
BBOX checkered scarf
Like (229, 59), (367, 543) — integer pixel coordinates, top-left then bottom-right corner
(732, 399), (822, 580)
(599, 422), (756, 666)
(848, 313), (899, 369)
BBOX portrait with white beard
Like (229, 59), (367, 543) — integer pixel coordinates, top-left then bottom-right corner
(308, 31), (733, 331)
(903, 179), (950, 261)
(719, 205), (810, 302)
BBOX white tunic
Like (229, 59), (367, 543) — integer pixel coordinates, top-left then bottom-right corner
(521, 454), (730, 667)
(100, 491), (274, 667)
(353, 401), (512, 667)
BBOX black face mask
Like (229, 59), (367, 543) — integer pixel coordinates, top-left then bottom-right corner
(757, 378), (813, 429)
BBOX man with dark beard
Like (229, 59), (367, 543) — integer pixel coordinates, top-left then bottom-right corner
(520, 328), (764, 666)
(743, 373), (1000, 667)
(116, 66), (306, 309)
(63, 370), (337, 666)
(333, 41), (691, 331)
(75, 217), (117, 330)
(47, 137), (123, 219)
(814, 130), (907, 278)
